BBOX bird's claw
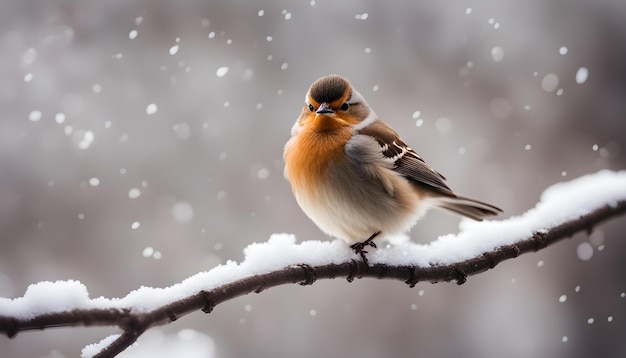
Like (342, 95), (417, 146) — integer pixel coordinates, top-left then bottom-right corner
(350, 231), (380, 265)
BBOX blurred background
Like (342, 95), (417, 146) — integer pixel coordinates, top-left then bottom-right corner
(1, 0), (625, 357)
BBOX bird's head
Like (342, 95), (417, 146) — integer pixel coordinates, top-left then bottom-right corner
(300, 75), (374, 130)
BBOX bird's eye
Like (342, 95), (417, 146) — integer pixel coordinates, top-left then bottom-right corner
(340, 102), (350, 111)
(308, 104), (315, 112)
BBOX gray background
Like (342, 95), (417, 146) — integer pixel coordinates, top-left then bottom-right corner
(1, 1), (625, 357)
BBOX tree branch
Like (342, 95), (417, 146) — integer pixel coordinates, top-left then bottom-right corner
(1, 183), (625, 357)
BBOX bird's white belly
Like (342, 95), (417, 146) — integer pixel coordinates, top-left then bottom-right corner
(294, 168), (426, 243)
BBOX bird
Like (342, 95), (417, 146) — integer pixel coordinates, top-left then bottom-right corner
(283, 75), (502, 263)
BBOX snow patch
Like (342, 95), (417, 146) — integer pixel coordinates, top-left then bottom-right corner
(82, 334), (121, 358)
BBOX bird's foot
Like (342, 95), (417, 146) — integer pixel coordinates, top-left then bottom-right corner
(350, 231), (381, 265)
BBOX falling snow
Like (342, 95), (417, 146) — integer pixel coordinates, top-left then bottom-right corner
(257, 168), (270, 180)
(491, 46), (504, 62)
(146, 103), (158, 115)
(73, 130), (95, 149)
(55, 113), (66, 124)
(435, 117), (453, 133)
(216, 66), (229, 77)
(128, 188), (141, 199)
(576, 242), (593, 261)
(143, 247), (155, 257)
(575, 67), (589, 84)
(28, 110), (42, 122)
(541, 73), (559, 92)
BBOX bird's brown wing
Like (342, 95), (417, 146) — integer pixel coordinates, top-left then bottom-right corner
(355, 119), (454, 196)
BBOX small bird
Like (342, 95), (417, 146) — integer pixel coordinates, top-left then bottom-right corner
(284, 75), (501, 263)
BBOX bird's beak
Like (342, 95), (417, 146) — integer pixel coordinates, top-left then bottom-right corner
(316, 102), (334, 114)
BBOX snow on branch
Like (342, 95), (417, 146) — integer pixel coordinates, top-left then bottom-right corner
(1, 170), (625, 357)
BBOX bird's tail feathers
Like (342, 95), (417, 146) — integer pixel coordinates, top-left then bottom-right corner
(435, 195), (502, 221)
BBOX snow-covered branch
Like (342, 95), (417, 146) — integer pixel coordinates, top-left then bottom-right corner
(1, 170), (625, 358)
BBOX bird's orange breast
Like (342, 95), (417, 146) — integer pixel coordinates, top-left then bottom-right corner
(284, 122), (353, 190)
